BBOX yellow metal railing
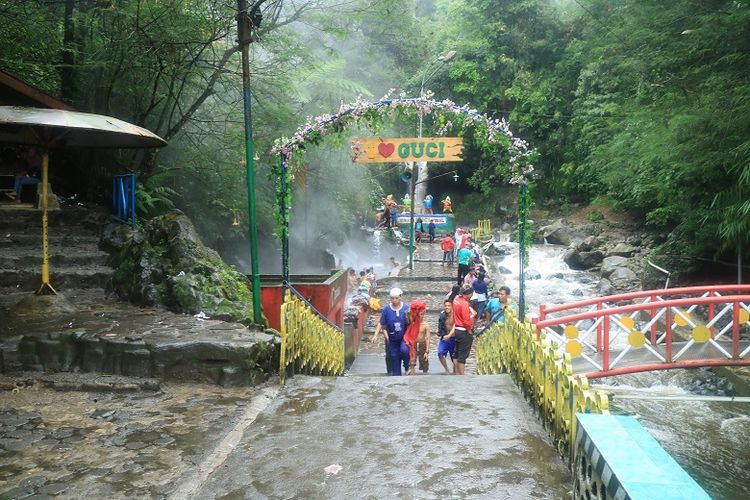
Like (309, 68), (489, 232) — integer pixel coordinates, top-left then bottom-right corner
(476, 315), (609, 458)
(279, 288), (345, 384)
(472, 219), (492, 240)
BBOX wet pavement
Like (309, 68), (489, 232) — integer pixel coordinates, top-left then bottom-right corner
(0, 381), (269, 498)
(0, 231), (572, 499)
(194, 375), (571, 499)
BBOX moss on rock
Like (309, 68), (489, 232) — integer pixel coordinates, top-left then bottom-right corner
(111, 210), (261, 325)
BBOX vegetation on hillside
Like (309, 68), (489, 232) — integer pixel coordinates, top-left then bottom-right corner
(1, 0), (748, 275)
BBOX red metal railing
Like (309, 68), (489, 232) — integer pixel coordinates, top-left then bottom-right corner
(534, 288), (750, 379)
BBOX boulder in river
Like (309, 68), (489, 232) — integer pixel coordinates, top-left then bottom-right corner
(524, 269), (542, 280)
(600, 256), (630, 278)
(563, 248), (604, 270)
(496, 265), (513, 275)
(539, 219), (572, 246)
(609, 242), (637, 257)
(576, 236), (600, 252)
(111, 210), (260, 325)
(608, 266), (640, 290)
(483, 240), (514, 257)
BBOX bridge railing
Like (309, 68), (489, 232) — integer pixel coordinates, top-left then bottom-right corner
(472, 218), (492, 240)
(279, 284), (345, 384)
(536, 287), (750, 378)
(476, 316), (610, 457)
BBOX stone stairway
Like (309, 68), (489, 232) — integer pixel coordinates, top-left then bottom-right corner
(0, 205), (113, 294)
(0, 204), (277, 386)
(380, 242), (461, 323)
(359, 241), (482, 375)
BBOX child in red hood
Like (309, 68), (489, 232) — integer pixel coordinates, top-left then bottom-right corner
(403, 301), (429, 374)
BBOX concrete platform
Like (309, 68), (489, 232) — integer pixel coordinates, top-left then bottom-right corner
(192, 375), (572, 499)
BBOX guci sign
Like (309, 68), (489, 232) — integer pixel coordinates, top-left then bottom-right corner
(352, 137), (463, 163)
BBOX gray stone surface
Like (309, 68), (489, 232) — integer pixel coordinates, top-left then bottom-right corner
(609, 242), (637, 257)
(0, 383), (267, 498)
(1, 288), (278, 385)
(192, 375), (571, 499)
(564, 248), (604, 270)
(600, 255), (630, 278)
(539, 219), (572, 246)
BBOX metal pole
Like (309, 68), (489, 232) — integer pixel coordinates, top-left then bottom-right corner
(408, 171), (416, 270)
(518, 182), (526, 321)
(36, 149), (55, 295)
(280, 154), (290, 287)
(238, 0), (262, 322)
(739, 243), (743, 284)
(129, 173), (136, 229)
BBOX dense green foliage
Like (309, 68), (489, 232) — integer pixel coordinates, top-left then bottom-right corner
(432, 0), (750, 271)
(1, 0), (748, 273)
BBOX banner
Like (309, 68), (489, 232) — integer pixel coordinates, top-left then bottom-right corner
(352, 137), (463, 163)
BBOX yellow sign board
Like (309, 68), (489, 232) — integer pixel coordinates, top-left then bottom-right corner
(352, 137), (463, 163)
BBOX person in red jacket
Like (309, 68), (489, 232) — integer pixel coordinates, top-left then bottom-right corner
(440, 233), (455, 267)
(451, 285), (476, 375)
(403, 301), (429, 374)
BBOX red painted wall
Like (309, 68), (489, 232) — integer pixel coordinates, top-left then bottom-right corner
(260, 271), (348, 331)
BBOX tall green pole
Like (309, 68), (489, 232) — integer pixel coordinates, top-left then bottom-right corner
(408, 171), (416, 270)
(518, 182), (527, 322)
(238, 0), (262, 322)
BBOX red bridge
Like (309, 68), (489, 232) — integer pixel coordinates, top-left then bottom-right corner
(535, 285), (750, 379)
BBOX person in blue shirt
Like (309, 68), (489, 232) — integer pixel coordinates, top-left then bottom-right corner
(427, 220), (436, 243)
(471, 274), (489, 322)
(423, 194), (433, 213)
(485, 286), (517, 327)
(456, 246), (473, 285)
(372, 287), (410, 376)
(437, 300), (456, 374)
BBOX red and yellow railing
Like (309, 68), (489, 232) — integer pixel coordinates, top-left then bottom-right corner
(536, 286), (750, 379)
(279, 286), (345, 384)
(476, 315), (610, 456)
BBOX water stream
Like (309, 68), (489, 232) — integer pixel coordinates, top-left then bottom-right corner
(492, 240), (750, 499)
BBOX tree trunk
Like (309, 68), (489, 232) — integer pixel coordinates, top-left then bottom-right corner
(60, 0), (76, 104)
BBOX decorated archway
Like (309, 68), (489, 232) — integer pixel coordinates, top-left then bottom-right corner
(271, 94), (536, 317)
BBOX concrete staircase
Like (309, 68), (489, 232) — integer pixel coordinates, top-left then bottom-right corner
(0, 205), (113, 294)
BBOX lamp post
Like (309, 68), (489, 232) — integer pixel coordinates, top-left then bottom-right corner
(415, 50), (456, 211)
(237, 0), (266, 323)
(408, 170), (459, 270)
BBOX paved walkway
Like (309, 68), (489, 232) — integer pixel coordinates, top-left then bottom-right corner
(0, 233), (573, 499)
(192, 375), (571, 499)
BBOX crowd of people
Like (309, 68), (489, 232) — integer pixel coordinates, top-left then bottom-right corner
(372, 282), (516, 376)
(368, 231), (517, 376)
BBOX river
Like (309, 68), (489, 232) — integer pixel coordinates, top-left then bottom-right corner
(491, 240), (750, 500)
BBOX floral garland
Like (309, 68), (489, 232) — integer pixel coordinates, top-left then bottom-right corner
(270, 91), (536, 279)
(271, 90), (535, 186)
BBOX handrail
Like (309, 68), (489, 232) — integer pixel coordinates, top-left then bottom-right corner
(535, 293), (750, 378)
(279, 282), (345, 384)
(475, 315), (610, 458)
(536, 294), (750, 330)
(283, 280), (340, 330)
(540, 285), (750, 316)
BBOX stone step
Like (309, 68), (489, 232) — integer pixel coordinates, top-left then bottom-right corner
(0, 233), (100, 248)
(0, 206), (106, 232)
(0, 265), (114, 289)
(0, 250), (110, 268)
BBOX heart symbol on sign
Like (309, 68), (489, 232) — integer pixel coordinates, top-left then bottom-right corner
(378, 143), (395, 158)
